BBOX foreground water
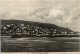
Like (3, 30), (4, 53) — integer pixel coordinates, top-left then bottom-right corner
(1, 37), (80, 52)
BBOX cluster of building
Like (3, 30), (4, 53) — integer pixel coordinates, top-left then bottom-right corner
(1, 24), (79, 37)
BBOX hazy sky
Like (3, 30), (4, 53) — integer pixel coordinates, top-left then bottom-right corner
(1, 0), (80, 32)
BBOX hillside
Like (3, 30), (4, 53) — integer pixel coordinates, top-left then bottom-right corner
(1, 19), (73, 32)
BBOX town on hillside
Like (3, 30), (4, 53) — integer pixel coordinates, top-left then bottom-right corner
(1, 23), (80, 38)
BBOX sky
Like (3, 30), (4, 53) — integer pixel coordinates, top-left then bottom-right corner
(1, 0), (80, 32)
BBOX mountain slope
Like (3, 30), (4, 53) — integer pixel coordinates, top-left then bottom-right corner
(1, 19), (73, 32)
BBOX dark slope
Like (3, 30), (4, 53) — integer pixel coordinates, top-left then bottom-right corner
(1, 19), (73, 32)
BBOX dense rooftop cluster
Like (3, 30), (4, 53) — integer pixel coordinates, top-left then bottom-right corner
(1, 24), (78, 37)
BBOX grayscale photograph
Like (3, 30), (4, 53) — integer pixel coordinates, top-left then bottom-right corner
(1, 0), (80, 52)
